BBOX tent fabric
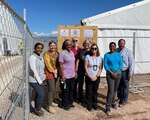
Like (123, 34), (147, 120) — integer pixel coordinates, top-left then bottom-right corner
(81, 0), (150, 76)
(82, 0), (150, 30)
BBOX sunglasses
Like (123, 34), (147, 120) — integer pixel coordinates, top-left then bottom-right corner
(72, 40), (78, 42)
(91, 48), (97, 51)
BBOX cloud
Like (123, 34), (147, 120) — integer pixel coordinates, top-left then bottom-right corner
(33, 32), (50, 36)
(33, 31), (58, 37)
(51, 31), (58, 36)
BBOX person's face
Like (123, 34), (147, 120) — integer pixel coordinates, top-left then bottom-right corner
(49, 43), (56, 52)
(66, 41), (72, 51)
(91, 45), (98, 54)
(84, 42), (90, 50)
(118, 40), (125, 49)
(35, 44), (43, 55)
(109, 44), (116, 53)
(72, 39), (78, 46)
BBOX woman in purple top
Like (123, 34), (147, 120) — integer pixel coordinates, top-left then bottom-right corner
(59, 39), (77, 110)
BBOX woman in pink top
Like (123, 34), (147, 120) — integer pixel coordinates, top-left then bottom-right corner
(59, 39), (77, 110)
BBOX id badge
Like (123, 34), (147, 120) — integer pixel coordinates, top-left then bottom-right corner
(93, 65), (98, 71)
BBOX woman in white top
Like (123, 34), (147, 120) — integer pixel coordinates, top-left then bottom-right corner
(29, 43), (46, 116)
(84, 43), (103, 111)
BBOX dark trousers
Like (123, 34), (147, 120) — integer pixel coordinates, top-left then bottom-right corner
(106, 74), (121, 110)
(74, 77), (79, 98)
(117, 69), (129, 103)
(62, 77), (75, 107)
(78, 72), (85, 102)
(30, 83), (45, 110)
(86, 76), (100, 107)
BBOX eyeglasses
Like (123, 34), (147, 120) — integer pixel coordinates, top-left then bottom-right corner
(72, 40), (78, 42)
(91, 48), (97, 51)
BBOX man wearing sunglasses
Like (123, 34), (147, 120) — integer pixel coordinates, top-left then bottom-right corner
(71, 37), (81, 57)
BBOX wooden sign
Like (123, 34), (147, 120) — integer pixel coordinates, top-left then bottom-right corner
(58, 25), (98, 52)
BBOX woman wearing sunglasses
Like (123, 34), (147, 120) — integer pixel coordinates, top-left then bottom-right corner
(84, 43), (103, 111)
(104, 42), (123, 116)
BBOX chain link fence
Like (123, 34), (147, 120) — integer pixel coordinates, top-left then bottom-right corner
(0, 0), (36, 119)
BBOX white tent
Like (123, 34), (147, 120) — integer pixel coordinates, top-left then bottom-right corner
(0, 2), (22, 55)
(81, 0), (150, 76)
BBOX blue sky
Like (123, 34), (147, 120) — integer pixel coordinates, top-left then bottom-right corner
(6, 0), (142, 35)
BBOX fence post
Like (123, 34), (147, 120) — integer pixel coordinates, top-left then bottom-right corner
(130, 32), (136, 92)
(23, 9), (29, 120)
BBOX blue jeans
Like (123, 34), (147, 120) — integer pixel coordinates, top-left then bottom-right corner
(30, 83), (45, 110)
(118, 69), (129, 103)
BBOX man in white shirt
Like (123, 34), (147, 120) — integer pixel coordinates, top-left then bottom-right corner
(117, 39), (135, 107)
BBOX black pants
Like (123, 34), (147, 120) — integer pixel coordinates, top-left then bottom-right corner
(78, 72), (85, 102)
(74, 77), (79, 98)
(86, 76), (100, 107)
(106, 74), (121, 110)
(62, 77), (75, 107)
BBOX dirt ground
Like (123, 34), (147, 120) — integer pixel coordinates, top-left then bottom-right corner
(30, 85), (150, 120)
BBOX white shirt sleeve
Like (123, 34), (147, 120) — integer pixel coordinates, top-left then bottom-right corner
(29, 56), (43, 84)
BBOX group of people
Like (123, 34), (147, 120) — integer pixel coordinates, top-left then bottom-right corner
(29, 38), (134, 117)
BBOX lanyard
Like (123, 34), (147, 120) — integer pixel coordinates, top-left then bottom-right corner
(92, 56), (98, 66)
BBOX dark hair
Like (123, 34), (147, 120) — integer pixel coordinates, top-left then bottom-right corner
(109, 42), (116, 47)
(89, 43), (100, 56)
(62, 39), (71, 50)
(118, 39), (126, 44)
(34, 42), (44, 49)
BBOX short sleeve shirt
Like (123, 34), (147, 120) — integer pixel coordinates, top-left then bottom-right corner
(76, 49), (90, 73)
(85, 55), (103, 77)
(59, 50), (75, 79)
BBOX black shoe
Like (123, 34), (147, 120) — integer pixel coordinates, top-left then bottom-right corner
(69, 104), (75, 108)
(64, 106), (70, 110)
(87, 105), (92, 111)
(34, 109), (44, 117)
(58, 103), (70, 110)
(111, 104), (118, 109)
(93, 105), (99, 110)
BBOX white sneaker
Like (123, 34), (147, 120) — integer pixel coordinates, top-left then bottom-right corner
(49, 106), (56, 114)
(52, 102), (58, 107)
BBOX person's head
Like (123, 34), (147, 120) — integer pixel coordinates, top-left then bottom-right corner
(62, 39), (72, 51)
(90, 43), (100, 56)
(83, 39), (91, 50)
(34, 42), (44, 55)
(109, 42), (116, 53)
(48, 41), (57, 52)
(72, 37), (79, 47)
(118, 39), (126, 50)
